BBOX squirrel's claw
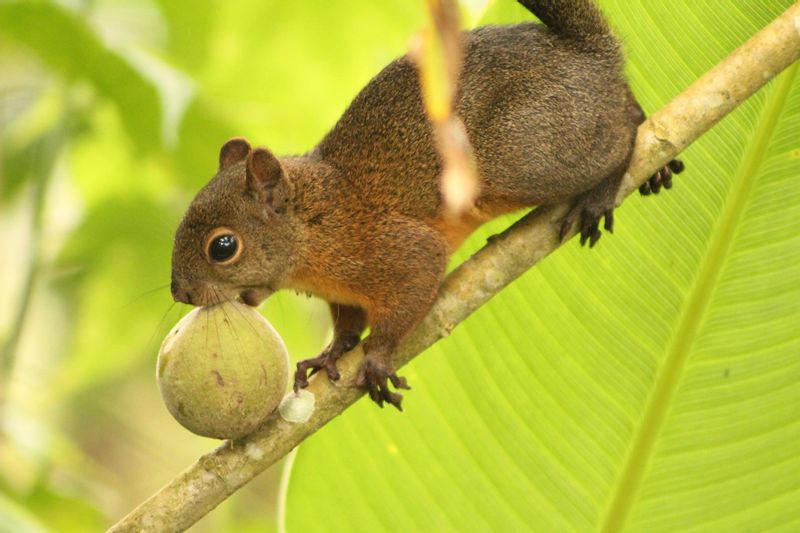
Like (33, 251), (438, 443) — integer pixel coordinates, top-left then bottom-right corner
(564, 157), (685, 245)
(560, 167), (620, 247)
(562, 203), (613, 248)
(640, 158), (683, 196)
(356, 359), (408, 411)
(388, 373), (411, 390)
(293, 347), (344, 392)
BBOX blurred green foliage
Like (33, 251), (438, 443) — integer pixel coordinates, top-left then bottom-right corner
(1, 0), (419, 530)
(1, 0), (798, 532)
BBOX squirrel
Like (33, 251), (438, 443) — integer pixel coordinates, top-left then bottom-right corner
(170, 0), (684, 410)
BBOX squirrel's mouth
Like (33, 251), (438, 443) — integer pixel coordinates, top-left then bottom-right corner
(170, 277), (272, 308)
(238, 288), (272, 307)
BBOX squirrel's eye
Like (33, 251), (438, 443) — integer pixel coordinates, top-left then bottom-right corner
(204, 227), (242, 265)
(210, 235), (237, 261)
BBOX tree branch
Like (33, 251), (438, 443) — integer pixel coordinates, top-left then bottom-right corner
(108, 3), (800, 531)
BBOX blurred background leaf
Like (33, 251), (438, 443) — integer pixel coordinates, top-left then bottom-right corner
(0, 1), (161, 150)
(1, 0), (797, 532)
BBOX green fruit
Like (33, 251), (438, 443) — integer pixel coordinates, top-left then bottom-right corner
(157, 301), (289, 439)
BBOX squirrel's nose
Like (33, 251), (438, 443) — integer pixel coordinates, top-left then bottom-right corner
(170, 278), (194, 305)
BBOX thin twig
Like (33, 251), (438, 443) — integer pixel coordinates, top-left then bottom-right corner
(108, 3), (800, 531)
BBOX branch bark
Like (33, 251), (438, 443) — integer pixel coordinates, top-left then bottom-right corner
(108, 3), (800, 531)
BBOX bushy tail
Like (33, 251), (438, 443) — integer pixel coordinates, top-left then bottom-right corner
(517, 0), (612, 41)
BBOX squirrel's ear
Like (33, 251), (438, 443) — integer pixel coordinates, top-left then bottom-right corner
(246, 148), (291, 213)
(219, 137), (251, 171)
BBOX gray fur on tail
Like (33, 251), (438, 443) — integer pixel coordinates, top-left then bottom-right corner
(517, 0), (612, 42)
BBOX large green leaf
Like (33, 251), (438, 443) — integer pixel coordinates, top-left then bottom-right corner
(284, 1), (800, 531)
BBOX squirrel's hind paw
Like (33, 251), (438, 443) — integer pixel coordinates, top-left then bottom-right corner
(560, 199), (615, 248)
(560, 164), (626, 247)
(639, 158), (684, 196)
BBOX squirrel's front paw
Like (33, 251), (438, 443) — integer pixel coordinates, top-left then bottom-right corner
(294, 344), (349, 392)
(356, 358), (410, 411)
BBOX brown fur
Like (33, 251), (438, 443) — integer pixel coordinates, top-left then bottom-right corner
(171, 0), (680, 409)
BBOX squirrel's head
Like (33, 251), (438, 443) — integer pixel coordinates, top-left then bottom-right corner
(171, 138), (296, 307)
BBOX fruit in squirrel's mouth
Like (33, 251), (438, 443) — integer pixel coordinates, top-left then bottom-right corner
(157, 301), (289, 439)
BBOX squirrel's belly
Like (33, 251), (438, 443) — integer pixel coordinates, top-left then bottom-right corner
(429, 197), (530, 253)
(285, 267), (369, 309)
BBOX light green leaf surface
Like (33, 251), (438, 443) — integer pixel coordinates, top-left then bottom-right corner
(284, 1), (800, 531)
